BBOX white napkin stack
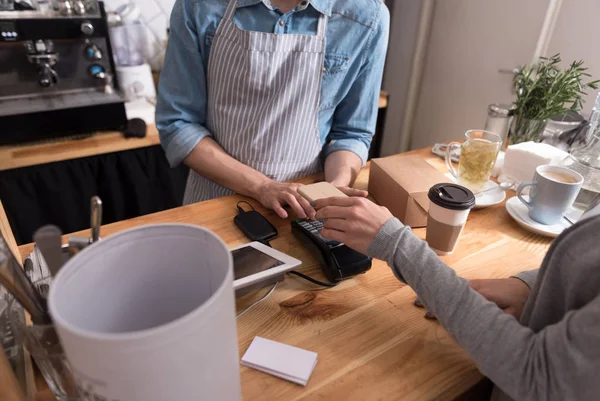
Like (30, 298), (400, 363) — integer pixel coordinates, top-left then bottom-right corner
(241, 336), (318, 386)
(500, 142), (568, 186)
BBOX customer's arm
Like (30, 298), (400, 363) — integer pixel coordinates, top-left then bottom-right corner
(155, 0), (314, 219)
(512, 269), (539, 289)
(316, 198), (600, 401)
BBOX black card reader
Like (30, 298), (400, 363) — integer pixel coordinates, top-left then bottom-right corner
(291, 219), (372, 282)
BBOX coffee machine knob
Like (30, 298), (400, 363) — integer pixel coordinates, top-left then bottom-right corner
(89, 64), (106, 79)
(84, 44), (102, 60)
(81, 21), (94, 36)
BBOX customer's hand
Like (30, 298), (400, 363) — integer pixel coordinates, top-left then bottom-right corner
(469, 278), (531, 319)
(256, 181), (315, 219)
(335, 186), (368, 198)
(415, 277), (531, 320)
(314, 197), (393, 254)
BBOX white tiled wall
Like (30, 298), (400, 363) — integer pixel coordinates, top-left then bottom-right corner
(103, 0), (174, 69)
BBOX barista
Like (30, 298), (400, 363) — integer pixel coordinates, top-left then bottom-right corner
(156, 0), (389, 218)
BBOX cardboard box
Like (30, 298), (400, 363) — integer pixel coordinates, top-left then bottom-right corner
(368, 155), (450, 227)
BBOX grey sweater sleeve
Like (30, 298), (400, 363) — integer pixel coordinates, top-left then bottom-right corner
(368, 218), (600, 401)
(511, 269), (539, 289)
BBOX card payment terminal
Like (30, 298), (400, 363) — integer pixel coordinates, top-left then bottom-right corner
(291, 219), (372, 282)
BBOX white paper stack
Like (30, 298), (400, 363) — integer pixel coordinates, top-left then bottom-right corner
(500, 142), (568, 186)
(241, 336), (318, 386)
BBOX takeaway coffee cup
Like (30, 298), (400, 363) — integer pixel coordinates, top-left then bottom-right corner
(426, 183), (476, 255)
(48, 224), (241, 401)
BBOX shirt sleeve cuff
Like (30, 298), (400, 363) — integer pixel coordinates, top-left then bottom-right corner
(163, 124), (212, 167)
(511, 269), (539, 289)
(368, 218), (405, 261)
(324, 138), (370, 167)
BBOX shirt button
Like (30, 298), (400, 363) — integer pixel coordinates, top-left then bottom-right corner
(322, 67), (327, 72)
(279, 20), (284, 26)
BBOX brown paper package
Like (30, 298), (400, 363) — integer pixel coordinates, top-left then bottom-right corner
(368, 155), (451, 227)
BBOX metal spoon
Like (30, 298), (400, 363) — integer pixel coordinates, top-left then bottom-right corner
(479, 181), (514, 194)
(90, 196), (102, 243)
(67, 236), (91, 257)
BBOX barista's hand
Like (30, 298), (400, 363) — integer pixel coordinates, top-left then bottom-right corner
(469, 278), (531, 319)
(314, 197), (393, 255)
(415, 277), (531, 320)
(256, 180), (315, 219)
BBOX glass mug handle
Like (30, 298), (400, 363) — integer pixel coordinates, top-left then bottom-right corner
(517, 181), (535, 208)
(445, 142), (461, 180)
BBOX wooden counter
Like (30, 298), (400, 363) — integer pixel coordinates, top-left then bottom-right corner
(17, 148), (552, 401)
(0, 125), (160, 171)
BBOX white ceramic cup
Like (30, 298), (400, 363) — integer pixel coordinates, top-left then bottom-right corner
(48, 224), (241, 401)
(516, 165), (583, 225)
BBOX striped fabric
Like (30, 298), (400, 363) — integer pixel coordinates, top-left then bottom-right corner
(183, 0), (328, 205)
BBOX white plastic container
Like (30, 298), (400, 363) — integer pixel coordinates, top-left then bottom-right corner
(48, 224), (241, 401)
(116, 62), (156, 102)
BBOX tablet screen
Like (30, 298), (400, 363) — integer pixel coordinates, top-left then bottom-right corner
(232, 246), (284, 280)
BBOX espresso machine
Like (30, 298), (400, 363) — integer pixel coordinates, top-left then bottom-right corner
(0, 0), (127, 145)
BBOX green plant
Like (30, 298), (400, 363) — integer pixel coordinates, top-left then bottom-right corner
(513, 54), (599, 121)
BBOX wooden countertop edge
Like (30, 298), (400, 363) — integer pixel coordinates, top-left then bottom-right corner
(0, 124), (160, 171)
(0, 200), (38, 400)
(0, 200), (21, 265)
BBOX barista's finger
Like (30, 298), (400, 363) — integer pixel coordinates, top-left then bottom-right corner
(284, 194), (306, 219)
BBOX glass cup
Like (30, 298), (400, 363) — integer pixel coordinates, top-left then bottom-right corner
(8, 277), (80, 401)
(445, 130), (502, 193)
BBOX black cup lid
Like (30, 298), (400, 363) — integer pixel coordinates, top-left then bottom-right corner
(428, 183), (475, 210)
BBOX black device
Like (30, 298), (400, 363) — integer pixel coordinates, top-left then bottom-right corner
(291, 219), (372, 282)
(123, 118), (147, 138)
(234, 202), (278, 244)
(0, 1), (128, 145)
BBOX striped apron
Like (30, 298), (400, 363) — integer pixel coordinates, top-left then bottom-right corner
(183, 0), (328, 204)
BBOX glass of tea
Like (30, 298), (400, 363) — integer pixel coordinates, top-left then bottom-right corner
(445, 130), (502, 193)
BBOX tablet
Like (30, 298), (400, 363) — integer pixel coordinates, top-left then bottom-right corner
(231, 242), (301, 290)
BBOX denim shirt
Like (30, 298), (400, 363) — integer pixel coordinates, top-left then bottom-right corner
(155, 0), (389, 168)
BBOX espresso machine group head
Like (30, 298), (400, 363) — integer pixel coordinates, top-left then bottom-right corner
(0, 0), (128, 145)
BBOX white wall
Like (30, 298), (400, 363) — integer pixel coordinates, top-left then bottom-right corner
(409, 0), (548, 150)
(546, 0), (600, 113)
(379, 0), (430, 155)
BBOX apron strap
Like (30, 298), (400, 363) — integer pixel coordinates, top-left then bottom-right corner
(316, 12), (328, 38)
(223, 0), (239, 22)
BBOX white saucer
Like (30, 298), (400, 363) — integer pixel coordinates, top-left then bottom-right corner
(444, 174), (506, 209)
(505, 196), (571, 238)
(473, 181), (507, 209)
